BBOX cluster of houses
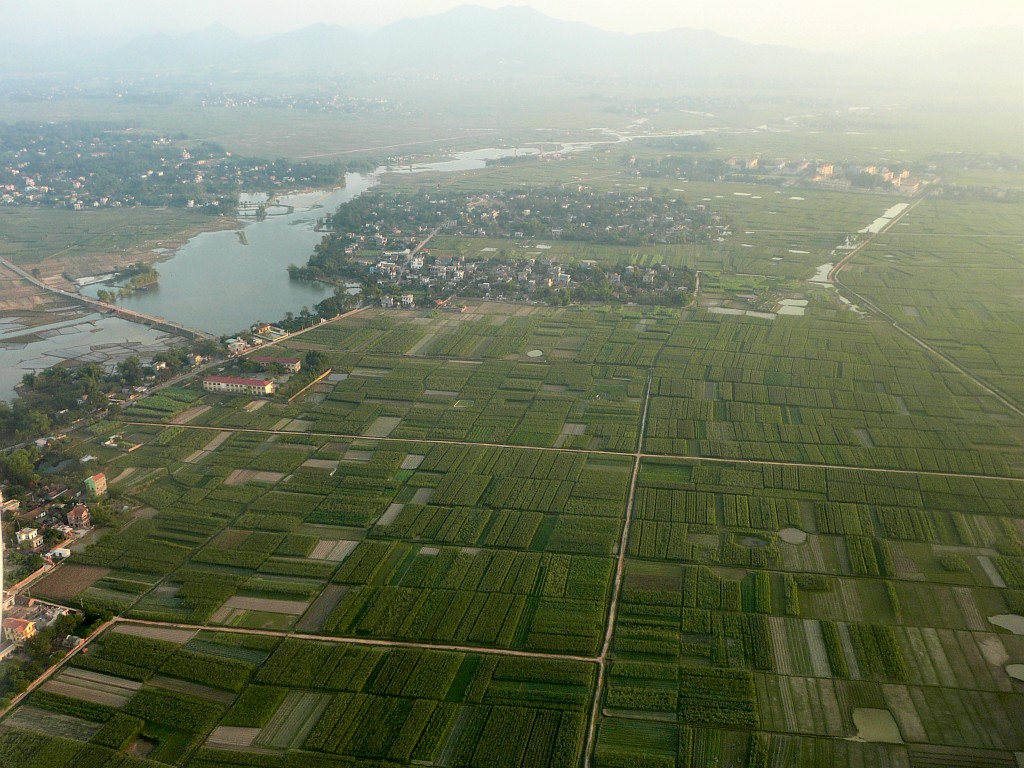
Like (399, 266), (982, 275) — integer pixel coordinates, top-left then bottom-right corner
(380, 294), (416, 309)
(7, 487), (96, 565)
(0, 598), (79, 658)
(369, 249), (581, 303)
(725, 156), (927, 195)
(0, 487), (85, 657)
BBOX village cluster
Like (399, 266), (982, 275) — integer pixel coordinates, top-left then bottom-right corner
(0, 477), (103, 658)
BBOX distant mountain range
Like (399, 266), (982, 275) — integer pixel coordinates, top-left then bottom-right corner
(3, 5), (1020, 96)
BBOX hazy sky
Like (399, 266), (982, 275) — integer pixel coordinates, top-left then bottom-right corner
(6, 0), (1023, 49)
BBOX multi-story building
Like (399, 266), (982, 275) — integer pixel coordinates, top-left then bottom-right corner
(67, 505), (91, 529)
(85, 473), (107, 497)
(203, 376), (276, 396)
(2, 617), (37, 644)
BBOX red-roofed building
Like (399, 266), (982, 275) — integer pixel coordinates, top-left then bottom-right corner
(68, 504), (91, 529)
(2, 617), (37, 644)
(203, 376), (276, 396)
(249, 356), (302, 373)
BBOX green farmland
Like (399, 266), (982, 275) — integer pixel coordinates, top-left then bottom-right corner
(3, 178), (1023, 766)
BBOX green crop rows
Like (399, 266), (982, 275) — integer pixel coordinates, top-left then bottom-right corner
(6, 173), (1024, 768)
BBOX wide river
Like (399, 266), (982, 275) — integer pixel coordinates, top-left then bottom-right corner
(1, 135), (699, 402)
(80, 147), (549, 337)
(81, 175), (371, 337)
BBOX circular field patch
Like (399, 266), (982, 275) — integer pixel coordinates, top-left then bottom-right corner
(779, 527), (808, 545)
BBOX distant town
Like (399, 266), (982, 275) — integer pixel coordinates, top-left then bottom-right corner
(0, 122), (357, 211)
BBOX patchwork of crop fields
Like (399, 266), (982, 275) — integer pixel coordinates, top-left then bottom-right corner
(3, 191), (1023, 768)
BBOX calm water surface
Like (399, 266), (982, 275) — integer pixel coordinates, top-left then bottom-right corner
(82, 174), (379, 336)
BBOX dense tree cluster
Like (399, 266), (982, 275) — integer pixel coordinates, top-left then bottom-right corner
(324, 185), (717, 249)
(0, 337), (223, 443)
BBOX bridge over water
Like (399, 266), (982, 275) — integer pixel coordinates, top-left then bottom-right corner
(0, 256), (218, 341)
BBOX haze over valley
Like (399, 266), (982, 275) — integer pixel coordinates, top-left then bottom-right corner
(0, 5), (1022, 768)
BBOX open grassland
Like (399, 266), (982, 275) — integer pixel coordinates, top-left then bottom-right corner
(0, 207), (227, 274)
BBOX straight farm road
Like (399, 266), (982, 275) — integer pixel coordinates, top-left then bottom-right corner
(826, 197), (1024, 418)
(122, 421), (1024, 484)
(582, 372), (652, 767)
(0, 614), (599, 724)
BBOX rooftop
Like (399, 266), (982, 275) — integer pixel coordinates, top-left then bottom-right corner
(205, 376), (273, 386)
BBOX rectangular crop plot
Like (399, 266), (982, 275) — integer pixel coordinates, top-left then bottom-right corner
(31, 564), (110, 601)
(310, 539), (359, 561)
(257, 691), (332, 749)
(219, 596), (310, 616)
(2, 706), (103, 742)
(225, 469), (287, 485)
(401, 454), (425, 470)
(207, 726), (261, 749)
(111, 624), (197, 645)
(364, 415), (403, 437)
(296, 585), (350, 633)
(42, 668), (143, 708)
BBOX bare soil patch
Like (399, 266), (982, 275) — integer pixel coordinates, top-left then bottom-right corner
(302, 458), (339, 471)
(110, 467), (137, 484)
(377, 503), (404, 526)
(401, 454), (425, 470)
(257, 691), (331, 749)
(31, 564), (109, 601)
(149, 674), (236, 704)
(988, 614), (1024, 634)
(977, 635), (1009, 667)
(225, 469), (286, 486)
(129, 737), (158, 758)
(43, 668), (142, 708)
(852, 708), (903, 744)
(112, 624), (197, 644)
(978, 556), (1007, 587)
(779, 527), (808, 545)
(170, 404), (211, 425)
(3, 706), (102, 741)
(223, 596), (309, 615)
(208, 727), (262, 749)
(296, 585), (349, 632)
(203, 431), (234, 451)
(412, 487), (435, 505)
(309, 539), (358, 562)
(363, 415), (402, 437)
